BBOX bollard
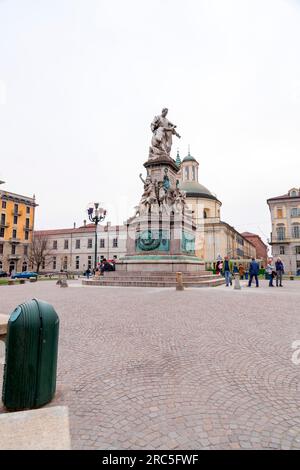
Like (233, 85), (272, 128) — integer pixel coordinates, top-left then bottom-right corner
(56, 273), (62, 285)
(234, 273), (241, 290)
(176, 272), (184, 291)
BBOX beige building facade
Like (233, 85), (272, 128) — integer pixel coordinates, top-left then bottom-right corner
(35, 222), (127, 273)
(267, 187), (300, 274)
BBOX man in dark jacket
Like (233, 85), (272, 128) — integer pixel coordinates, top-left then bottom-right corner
(248, 258), (259, 287)
(223, 256), (232, 287)
(275, 258), (284, 287)
(100, 258), (114, 274)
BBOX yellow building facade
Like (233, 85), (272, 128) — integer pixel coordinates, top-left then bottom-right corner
(0, 187), (37, 273)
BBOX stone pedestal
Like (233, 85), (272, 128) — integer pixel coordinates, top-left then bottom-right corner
(144, 155), (179, 188)
(116, 156), (204, 273)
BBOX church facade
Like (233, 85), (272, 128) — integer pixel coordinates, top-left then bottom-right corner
(177, 151), (257, 263)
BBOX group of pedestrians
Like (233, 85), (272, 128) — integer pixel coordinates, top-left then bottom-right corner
(84, 258), (116, 278)
(216, 256), (285, 288)
(265, 257), (284, 287)
(216, 256), (246, 287)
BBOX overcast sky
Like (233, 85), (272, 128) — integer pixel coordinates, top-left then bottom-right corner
(1, 0), (300, 243)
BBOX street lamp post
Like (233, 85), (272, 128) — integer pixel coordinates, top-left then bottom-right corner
(87, 203), (107, 270)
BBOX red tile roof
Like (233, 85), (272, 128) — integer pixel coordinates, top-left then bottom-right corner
(241, 231), (255, 237)
(241, 232), (268, 248)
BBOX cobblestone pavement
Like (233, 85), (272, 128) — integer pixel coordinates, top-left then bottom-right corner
(1, 280), (300, 449)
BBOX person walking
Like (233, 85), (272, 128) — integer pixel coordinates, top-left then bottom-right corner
(275, 257), (284, 287)
(266, 258), (275, 287)
(223, 256), (232, 287)
(216, 259), (223, 275)
(248, 257), (259, 287)
(238, 263), (245, 280)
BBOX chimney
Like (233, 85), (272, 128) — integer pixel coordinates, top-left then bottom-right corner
(83, 219), (86, 227)
(73, 222), (76, 229)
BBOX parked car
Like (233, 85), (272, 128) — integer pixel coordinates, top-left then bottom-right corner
(0, 270), (8, 278)
(11, 271), (38, 279)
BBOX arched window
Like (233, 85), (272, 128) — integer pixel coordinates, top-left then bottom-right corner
(63, 256), (68, 270)
(204, 208), (210, 219)
(290, 190), (298, 197)
(276, 224), (286, 241)
(192, 167), (196, 181)
(9, 261), (15, 274)
(22, 262), (27, 272)
(185, 167), (189, 181)
(292, 224), (300, 239)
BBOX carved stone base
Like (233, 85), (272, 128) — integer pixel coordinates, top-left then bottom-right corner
(144, 156), (179, 188)
(116, 254), (204, 273)
(121, 156), (201, 276)
(148, 147), (170, 161)
(119, 206), (202, 274)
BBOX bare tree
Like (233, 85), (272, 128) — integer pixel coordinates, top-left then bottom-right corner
(29, 233), (53, 273)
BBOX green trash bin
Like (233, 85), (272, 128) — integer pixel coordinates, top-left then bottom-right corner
(2, 298), (59, 411)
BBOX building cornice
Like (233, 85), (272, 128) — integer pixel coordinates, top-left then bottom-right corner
(267, 196), (300, 204)
(0, 190), (38, 207)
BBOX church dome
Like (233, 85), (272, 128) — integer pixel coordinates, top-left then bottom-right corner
(182, 152), (196, 163)
(179, 180), (218, 201)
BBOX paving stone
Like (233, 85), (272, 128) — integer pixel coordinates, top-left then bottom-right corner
(1, 280), (300, 449)
(0, 406), (71, 449)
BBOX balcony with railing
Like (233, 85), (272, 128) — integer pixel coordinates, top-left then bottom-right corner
(268, 233), (288, 244)
(0, 221), (9, 229)
(8, 254), (21, 260)
(8, 236), (21, 243)
(268, 232), (300, 244)
(23, 225), (33, 232)
(11, 209), (23, 217)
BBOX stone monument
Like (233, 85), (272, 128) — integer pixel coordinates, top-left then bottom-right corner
(116, 108), (204, 273)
